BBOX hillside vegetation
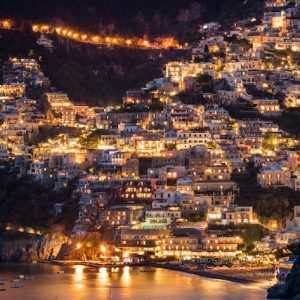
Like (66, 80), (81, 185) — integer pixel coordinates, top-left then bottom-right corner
(0, 0), (264, 39)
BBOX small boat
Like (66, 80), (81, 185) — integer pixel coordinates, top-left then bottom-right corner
(25, 276), (34, 280)
(57, 271), (65, 274)
(16, 275), (25, 279)
(0, 282), (5, 285)
(140, 269), (155, 273)
(11, 284), (24, 288)
(0, 288), (6, 292)
(11, 279), (20, 282)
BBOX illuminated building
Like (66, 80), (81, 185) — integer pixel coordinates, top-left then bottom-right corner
(0, 84), (26, 102)
(176, 130), (212, 150)
(140, 207), (181, 229)
(119, 179), (153, 202)
(207, 206), (254, 225)
(204, 232), (243, 253)
(250, 99), (281, 115)
(257, 161), (292, 188)
(99, 204), (144, 227)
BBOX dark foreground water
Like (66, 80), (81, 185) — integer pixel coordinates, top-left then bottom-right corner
(0, 263), (267, 300)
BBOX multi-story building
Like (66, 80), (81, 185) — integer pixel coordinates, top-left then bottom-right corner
(257, 162), (292, 188)
(207, 205), (254, 225)
(203, 231), (243, 254)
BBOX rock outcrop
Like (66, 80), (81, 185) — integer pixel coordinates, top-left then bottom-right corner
(0, 232), (67, 262)
(268, 257), (300, 299)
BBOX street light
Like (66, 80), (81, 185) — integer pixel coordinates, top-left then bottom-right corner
(100, 245), (107, 255)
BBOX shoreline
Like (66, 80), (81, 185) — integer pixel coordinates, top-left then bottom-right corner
(40, 260), (268, 285)
(1, 260), (274, 287)
(150, 263), (261, 284)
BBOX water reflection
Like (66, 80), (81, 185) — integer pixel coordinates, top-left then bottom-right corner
(121, 266), (131, 285)
(98, 267), (109, 285)
(73, 265), (85, 290)
(0, 263), (267, 300)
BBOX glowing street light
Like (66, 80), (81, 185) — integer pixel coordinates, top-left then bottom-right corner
(100, 245), (107, 255)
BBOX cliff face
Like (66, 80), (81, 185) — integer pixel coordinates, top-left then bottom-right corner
(268, 257), (300, 300)
(0, 232), (67, 262)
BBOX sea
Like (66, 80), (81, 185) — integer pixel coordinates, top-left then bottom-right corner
(0, 263), (267, 299)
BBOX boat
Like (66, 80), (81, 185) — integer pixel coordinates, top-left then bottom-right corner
(140, 269), (155, 273)
(57, 271), (65, 274)
(25, 276), (34, 280)
(0, 282), (5, 285)
(11, 279), (20, 282)
(11, 284), (24, 288)
(16, 275), (25, 279)
(0, 288), (6, 292)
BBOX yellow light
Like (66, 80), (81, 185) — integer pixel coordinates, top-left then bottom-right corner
(121, 266), (131, 284)
(81, 34), (87, 41)
(2, 20), (12, 29)
(32, 25), (39, 32)
(41, 25), (49, 32)
(100, 245), (107, 254)
(92, 36), (100, 43)
(126, 39), (132, 45)
(98, 267), (108, 284)
(76, 243), (82, 249)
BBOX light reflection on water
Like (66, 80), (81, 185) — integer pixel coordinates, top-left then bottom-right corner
(0, 263), (267, 300)
(73, 265), (85, 290)
(121, 266), (131, 286)
(98, 266), (109, 285)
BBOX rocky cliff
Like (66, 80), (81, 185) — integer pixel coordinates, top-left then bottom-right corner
(268, 256), (300, 300)
(0, 232), (67, 262)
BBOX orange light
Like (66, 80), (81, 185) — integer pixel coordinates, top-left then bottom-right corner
(2, 20), (12, 29)
(41, 25), (49, 32)
(32, 25), (39, 32)
(100, 245), (107, 254)
(92, 36), (100, 43)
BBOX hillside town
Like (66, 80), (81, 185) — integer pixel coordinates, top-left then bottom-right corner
(3, 0), (300, 283)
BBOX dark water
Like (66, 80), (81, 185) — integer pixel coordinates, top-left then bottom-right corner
(0, 263), (267, 299)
